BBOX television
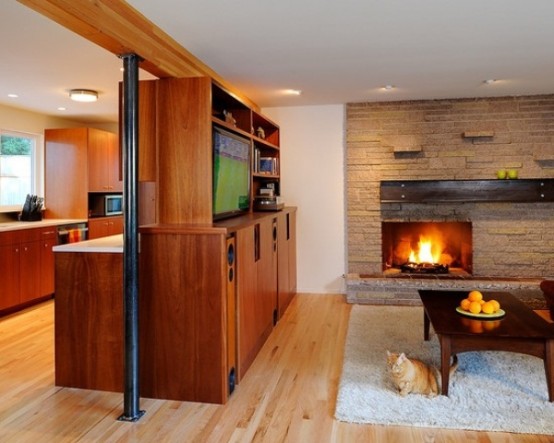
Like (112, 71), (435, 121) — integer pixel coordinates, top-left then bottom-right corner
(212, 126), (251, 220)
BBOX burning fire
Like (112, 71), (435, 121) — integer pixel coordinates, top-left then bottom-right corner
(408, 236), (442, 264)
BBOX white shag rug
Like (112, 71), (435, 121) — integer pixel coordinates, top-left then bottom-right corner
(335, 305), (554, 435)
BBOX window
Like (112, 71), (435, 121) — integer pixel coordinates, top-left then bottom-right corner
(0, 130), (38, 211)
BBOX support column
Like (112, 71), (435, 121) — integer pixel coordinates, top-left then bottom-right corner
(118, 53), (145, 422)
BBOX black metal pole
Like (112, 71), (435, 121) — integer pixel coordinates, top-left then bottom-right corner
(118, 53), (145, 422)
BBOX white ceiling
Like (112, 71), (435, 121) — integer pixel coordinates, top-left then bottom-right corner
(2, 0), (554, 124)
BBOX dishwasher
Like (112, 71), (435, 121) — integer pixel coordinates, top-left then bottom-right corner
(56, 222), (88, 244)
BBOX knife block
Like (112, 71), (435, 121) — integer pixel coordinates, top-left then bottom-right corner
(20, 211), (42, 221)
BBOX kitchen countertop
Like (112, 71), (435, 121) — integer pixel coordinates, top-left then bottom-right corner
(0, 218), (87, 232)
(53, 234), (123, 253)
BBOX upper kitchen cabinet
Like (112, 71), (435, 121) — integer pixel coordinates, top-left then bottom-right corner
(88, 130), (122, 192)
(45, 127), (120, 219)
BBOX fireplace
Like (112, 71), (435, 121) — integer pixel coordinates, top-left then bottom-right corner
(382, 222), (473, 274)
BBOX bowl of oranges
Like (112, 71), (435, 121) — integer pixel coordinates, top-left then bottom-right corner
(456, 290), (505, 319)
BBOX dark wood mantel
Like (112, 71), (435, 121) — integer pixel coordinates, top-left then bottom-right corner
(380, 179), (554, 203)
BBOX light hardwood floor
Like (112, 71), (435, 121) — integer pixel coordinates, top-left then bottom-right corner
(0, 294), (552, 442)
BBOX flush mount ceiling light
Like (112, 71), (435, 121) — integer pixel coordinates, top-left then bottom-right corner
(382, 84), (395, 91)
(69, 89), (98, 102)
(284, 89), (302, 96)
(484, 79), (497, 85)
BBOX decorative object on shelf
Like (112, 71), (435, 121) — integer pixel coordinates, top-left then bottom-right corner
(497, 170), (507, 179)
(256, 126), (265, 139)
(507, 169), (519, 179)
(223, 110), (236, 127)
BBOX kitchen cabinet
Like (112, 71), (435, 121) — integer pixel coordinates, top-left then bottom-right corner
(88, 216), (124, 240)
(0, 232), (20, 311)
(39, 228), (57, 297)
(88, 130), (122, 192)
(44, 127), (121, 220)
(0, 227), (56, 314)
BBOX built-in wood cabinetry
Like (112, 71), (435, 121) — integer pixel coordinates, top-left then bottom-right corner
(88, 216), (124, 240)
(88, 130), (121, 192)
(0, 227), (56, 313)
(45, 127), (122, 238)
(139, 207), (295, 403)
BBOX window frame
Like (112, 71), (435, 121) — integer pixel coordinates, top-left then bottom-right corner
(0, 129), (42, 213)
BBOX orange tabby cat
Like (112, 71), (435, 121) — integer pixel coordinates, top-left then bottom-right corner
(386, 351), (458, 397)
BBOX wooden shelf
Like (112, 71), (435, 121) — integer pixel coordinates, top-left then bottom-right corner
(380, 179), (554, 203)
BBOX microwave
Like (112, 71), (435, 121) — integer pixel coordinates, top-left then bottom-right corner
(104, 194), (123, 216)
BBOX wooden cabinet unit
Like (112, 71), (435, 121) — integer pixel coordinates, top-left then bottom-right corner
(55, 251), (124, 392)
(138, 208), (295, 403)
(235, 216), (278, 380)
(88, 216), (124, 240)
(139, 226), (229, 403)
(88, 130), (122, 192)
(0, 227), (57, 314)
(277, 209), (297, 319)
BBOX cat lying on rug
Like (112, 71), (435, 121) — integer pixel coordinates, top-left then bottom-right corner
(386, 351), (458, 397)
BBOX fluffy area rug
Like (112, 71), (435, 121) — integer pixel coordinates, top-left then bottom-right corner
(335, 305), (554, 435)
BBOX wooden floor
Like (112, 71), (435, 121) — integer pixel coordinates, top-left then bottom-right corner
(0, 294), (552, 442)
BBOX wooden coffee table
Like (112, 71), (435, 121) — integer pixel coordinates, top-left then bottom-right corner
(418, 289), (554, 401)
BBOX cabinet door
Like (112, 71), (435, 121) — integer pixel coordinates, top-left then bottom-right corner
(107, 131), (123, 192)
(236, 218), (277, 380)
(0, 243), (20, 310)
(277, 210), (297, 318)
(88, 218), (109, 239)
(40, 228), (57, 297)
(108, 216), (124, 235)
(88, 128), (110, 192)
(19, 240), (41, 303)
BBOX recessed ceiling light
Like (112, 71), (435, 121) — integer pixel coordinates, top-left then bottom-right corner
(57, 107), (66, 111)
(383, 85), (395, 91)
(284, 89), (302, 96)
(69, 89), (98, 102)
(484, 79), (496, 85)
(7, 93), (18, 98)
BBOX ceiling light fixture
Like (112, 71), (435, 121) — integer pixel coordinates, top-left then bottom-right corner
(484, 79), (496, 85)
(7, 93), (18, 98)
(69, 89), (98, 102)
(383, 84), (395, 91)
(284, 89), (302, 96)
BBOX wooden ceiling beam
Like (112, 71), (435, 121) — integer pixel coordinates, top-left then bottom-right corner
(17, 0), (259, 110)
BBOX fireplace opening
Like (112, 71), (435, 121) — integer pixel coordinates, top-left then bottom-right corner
(382, 222), (473, 275)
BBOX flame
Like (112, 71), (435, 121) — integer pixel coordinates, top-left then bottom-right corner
(409, 236), (441, 263)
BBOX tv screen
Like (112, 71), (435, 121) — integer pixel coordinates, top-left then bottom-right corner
(213, 127), (251, 220)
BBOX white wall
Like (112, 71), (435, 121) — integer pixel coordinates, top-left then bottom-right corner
(263, 105), (345, 294)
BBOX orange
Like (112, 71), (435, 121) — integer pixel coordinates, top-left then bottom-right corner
(468, 290), (483, 302)
(460, 298), (471, 311)
(489, 300), (501, 312)
(481, 301), (495, 314)
(469, 301), (482, 314)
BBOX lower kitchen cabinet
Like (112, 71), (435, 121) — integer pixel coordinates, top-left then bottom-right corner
(0, 227), (57, 314)
(88, 216), (124, 239)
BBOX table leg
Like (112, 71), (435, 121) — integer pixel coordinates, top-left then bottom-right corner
(424, 310), (430, 341)
(545, 339), (554, 402)
(439, 335), (451, 396)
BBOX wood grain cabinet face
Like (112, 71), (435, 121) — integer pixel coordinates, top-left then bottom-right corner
(88, 130), (122, 192)
(0, 227), (56, 313)
(236, 217), (278, 381)
(88, 216), (124, 239)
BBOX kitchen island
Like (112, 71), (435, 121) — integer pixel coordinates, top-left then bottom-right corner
(53, 235), (124, 392)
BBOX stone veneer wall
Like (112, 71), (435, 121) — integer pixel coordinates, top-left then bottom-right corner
(347, 95), (554, 278)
